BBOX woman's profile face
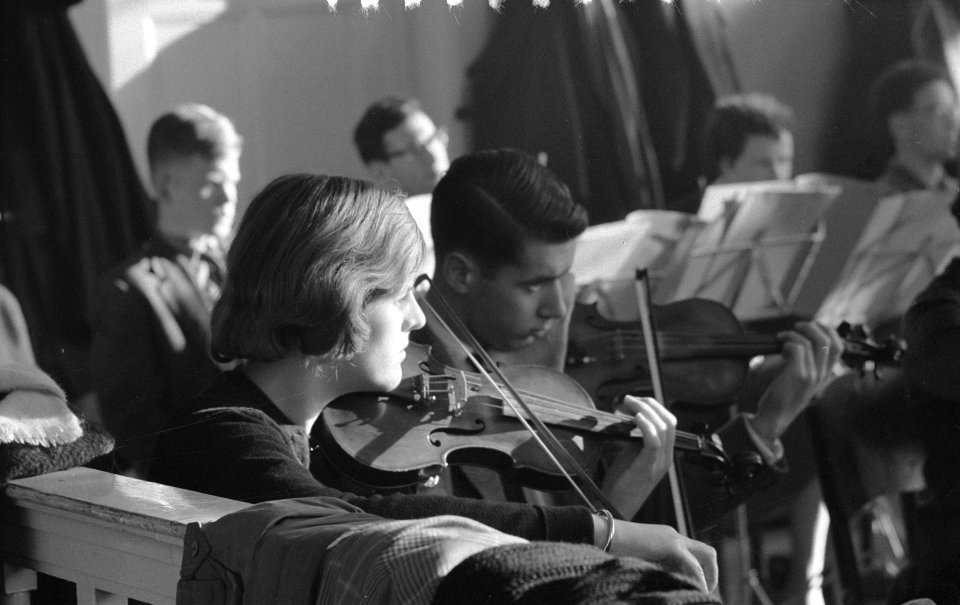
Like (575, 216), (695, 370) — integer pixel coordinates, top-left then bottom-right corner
(334, 284), (425, 393)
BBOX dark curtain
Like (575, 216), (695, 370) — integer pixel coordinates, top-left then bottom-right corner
(0, 0), (152, 397)
(621, 0), (739, 211)
(461, 0), (738, 224)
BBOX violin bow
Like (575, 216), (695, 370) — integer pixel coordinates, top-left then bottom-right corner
(417, 275), (624, 519)
(634, 268), (693, 537)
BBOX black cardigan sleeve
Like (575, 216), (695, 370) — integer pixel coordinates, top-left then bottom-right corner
(149, 404), (596, 545)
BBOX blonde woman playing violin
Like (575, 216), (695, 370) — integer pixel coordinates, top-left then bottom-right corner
(147, 172), (720, 602)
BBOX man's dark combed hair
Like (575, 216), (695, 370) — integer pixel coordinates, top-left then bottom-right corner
(701, 93), (794, 182)
(146, 103), (242, 170)
(869, 59), (953, 152)
(353, 96), (422, 164)
(431, 149), (588, 271)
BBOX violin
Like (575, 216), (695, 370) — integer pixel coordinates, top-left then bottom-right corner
(315, 342), (731, 492)
(565, 298), (904, 410)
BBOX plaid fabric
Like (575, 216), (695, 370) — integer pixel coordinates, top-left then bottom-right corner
(318, 515), (526, 604)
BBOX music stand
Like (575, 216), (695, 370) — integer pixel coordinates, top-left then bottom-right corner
(790, 174), (888, 318)
(816, 189), (960, 329)
(572, 210), (706, 320)
(670, 181), (839, 321)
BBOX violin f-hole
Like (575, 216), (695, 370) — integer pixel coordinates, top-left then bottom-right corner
(429, 419), (486, 446)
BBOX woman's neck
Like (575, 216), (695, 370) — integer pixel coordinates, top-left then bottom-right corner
(244, 358), (339, 431)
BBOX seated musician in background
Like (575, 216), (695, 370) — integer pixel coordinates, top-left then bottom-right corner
(353, 95), (449, 275)
(668, 92), (795, 214)
(870, 59), (960, 195)
(91, 104), (242, 477)
(147, 172), (721, 601)
(415, 149), (840, 528)
(353, 95), (450, 197)
(674, 92), (831, 604)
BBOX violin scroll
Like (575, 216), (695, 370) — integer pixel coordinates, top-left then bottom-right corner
(836, 322), (904, 375)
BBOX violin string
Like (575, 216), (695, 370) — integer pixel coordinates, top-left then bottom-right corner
(428, 376), (705, 452)
(574, 332), (778, 347)
(418, 278), (621, 517)
(435, 374), (622, 426)
(423, 375), (707, 454)
(421, 302), (601, 512)
(418, 291), (600, 506)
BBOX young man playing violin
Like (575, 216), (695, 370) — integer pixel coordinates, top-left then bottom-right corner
(415, 149), (842, 530)
(149, 172), (721, 601)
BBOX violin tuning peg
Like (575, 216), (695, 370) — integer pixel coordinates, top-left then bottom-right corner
(733, 450), (763, 482)
(837, 321), (852, 339)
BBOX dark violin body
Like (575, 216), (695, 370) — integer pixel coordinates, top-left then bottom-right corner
(316, 343), (730, 491)
(565, 298), (903, 410)
(566, 299), (777, 409)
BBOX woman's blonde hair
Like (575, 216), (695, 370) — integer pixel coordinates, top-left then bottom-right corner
(211, 173), (424, 363)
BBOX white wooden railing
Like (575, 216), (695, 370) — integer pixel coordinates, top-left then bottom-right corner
(1, 467), (248, 605)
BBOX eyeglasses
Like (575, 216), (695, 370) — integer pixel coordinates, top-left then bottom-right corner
(385, 127), (449, 162)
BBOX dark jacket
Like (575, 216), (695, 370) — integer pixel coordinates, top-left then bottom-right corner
(91, 236), (223, 476)
(890, 257), (960, 602)
(148, 369), (596, 544)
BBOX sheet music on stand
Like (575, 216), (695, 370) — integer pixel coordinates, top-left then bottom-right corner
(669, 180), (839, 321)
(571, 210), (707, 320)
(789, 174), (887, 317)
(816, 189), (960, 330)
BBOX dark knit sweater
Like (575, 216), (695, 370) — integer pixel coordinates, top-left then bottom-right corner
(888, 257), (960, 602)
(148, 369), (595, 544)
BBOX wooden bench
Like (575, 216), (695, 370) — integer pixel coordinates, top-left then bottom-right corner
(1, 467), (248, 605)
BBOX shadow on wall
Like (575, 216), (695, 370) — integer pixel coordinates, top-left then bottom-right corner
(80, 0), (491, 218)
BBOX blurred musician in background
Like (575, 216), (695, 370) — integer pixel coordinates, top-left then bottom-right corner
(668, 92), (794, 214)
(353, 95), (449, 276)
(91, 104), (242, 478)
(353, 95), (450, 197)
(871, 59), (960, 196)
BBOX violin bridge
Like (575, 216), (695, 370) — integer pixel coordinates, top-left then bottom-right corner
(416, 371), (471, 416)
(449, 370), (470, 415)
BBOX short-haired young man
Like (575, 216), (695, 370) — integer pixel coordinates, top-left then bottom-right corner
(417, 149), (840, 527)
(353, 96), (449, 276)
(703, 92), (795, 186)
(670, 93), (795, 214)
(91, 103), (242, 477)
(353, 96), (449, 197)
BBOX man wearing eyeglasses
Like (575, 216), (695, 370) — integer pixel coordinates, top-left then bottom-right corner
(353, 96), (450, 277)
(353, 96), (450, 197)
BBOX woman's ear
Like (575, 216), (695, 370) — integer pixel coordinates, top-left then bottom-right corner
(438, 251), (479, 295)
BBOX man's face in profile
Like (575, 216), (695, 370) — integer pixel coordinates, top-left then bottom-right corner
(155, 152), (241, 241)
(894, 79), (960, 164)
(375, 111), (450, 196)
(716, 129), (794, 184)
